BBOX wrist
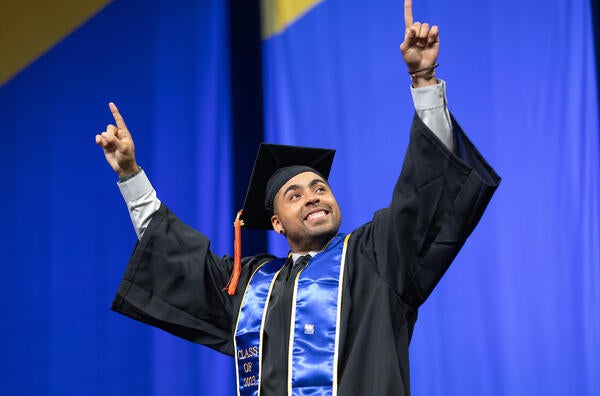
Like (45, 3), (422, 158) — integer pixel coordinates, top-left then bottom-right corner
(118, 164), (142, 181)
(408, 63), (439, 88)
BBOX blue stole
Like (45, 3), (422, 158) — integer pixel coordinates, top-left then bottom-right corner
(234, 233), (350, 396)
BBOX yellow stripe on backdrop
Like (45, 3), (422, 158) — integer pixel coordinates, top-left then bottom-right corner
(261, 0), (324, 39)
(0, 0), (112, 86)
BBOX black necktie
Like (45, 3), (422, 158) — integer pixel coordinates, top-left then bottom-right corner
(294, 254), (311, 269)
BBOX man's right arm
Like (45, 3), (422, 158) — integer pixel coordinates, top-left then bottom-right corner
(96, 103), (248, 355)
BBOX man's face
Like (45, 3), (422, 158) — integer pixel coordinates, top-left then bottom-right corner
(270, 171), (342, 253)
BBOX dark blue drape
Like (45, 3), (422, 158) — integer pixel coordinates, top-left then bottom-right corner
(0, 1), (234, 395)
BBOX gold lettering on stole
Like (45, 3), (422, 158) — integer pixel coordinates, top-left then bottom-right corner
(236, 346), (259, 360)
(237, 346), (259, 386)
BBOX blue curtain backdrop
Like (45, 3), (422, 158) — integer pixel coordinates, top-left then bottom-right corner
(0, 1), (234, 395)
(262, 1), (599, 396)
(0, 1), (598, 396)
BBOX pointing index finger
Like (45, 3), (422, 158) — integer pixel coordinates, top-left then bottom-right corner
(109, 102), (127, 130)
(404, 0), (413, 28)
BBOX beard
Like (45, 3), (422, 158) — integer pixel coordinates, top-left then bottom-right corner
(283, 211), (341, 253)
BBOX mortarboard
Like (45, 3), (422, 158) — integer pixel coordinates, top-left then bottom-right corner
(241, 143), (336, 230)
(224, 143), (336, 295)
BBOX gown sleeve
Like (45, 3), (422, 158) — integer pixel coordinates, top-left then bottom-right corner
(370, 113), (500, 309)
(111, 203), (271, 356)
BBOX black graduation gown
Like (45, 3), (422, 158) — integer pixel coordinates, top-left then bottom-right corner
(111, 114), (500, 396)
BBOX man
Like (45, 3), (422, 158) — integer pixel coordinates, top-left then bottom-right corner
(96, 2), (499, 394)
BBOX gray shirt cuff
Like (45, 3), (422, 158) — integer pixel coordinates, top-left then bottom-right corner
(410, 79), (453, 151)
(117, 170), (161, 239)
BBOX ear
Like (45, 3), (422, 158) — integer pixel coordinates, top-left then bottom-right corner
(271, 214), (284, 234)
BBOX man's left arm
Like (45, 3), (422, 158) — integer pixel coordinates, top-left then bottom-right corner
(370, 2), (501, 308)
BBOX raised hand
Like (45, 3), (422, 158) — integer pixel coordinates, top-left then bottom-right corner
(95, 102), (139, 177)
(399, 0), (439, 85)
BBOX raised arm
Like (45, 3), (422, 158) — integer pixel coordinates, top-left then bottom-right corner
(368, 2), (500, 309)
(95, 103), (256, 353)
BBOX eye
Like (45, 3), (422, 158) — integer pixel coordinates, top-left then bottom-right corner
(315, 186), (326, 193)
(288, 193), (301, 201)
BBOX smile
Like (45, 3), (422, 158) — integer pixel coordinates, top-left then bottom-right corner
(305, 210), (328, 221)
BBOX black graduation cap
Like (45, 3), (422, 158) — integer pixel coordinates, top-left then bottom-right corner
(241, 143), (336, 230)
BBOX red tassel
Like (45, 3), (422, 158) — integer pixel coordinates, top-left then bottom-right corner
(224, 209), (244, 295)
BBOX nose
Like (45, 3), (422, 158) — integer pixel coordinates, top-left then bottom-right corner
(305, 191), (320, 206)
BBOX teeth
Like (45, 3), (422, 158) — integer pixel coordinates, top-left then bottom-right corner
(307, 211), (326, 220)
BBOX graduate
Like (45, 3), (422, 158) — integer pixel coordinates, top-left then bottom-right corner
(95, 1), (500, 394)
